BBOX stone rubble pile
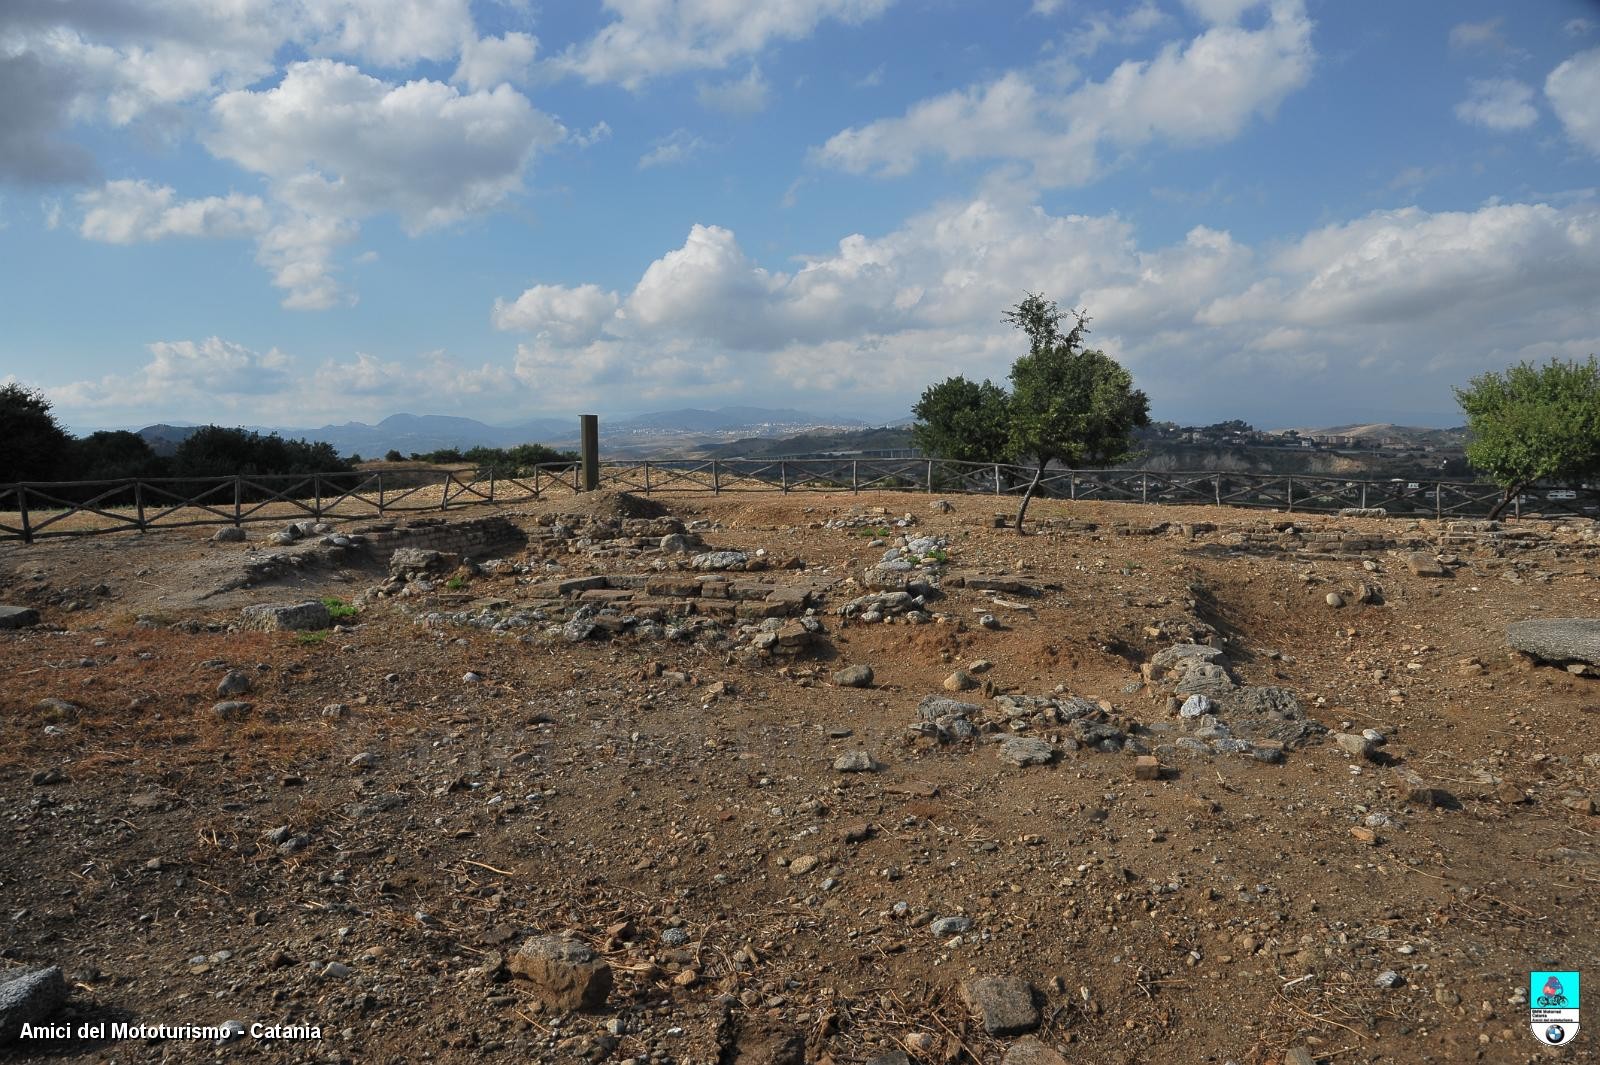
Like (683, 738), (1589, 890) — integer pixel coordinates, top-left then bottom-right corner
(1142, 642), (1326, 762)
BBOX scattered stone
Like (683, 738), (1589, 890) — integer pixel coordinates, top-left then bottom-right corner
(659, 533), (692, 553)
(216, 670), (253, 697)
(1333, 733), (1375, 760)
(978, 613), (1000, 630)
(211, 526), (247, 542)
(1325, 592), (1345, 608)
(930, 916), (973, 936)
(0, 966), (68, 1038)
(321, 962), (351, 979)
(867, 1051), (914, 1065)
(832, 750), (879, 773)
(788, 855), (820, 876)
(1179, 694), (1211, 719)
(0, 605), (41, 631)
(1506, 618), (1600, 668)
(1404, 552), (1448, 577)
(1375, 970), (1405, 989)
(944, 669), (978, 692)
(996, 736), (1057, 767)
(833, 664), (875, 688)
(240, 601), (331, 632)
(1134, 755), (1161, 780)
(1284, 1049), (1317, 1065)
(691, 550), (749, 571)
(961, 976), (1040, 1036)
(507, 936), (612, 1011)
(212, 701), (253, 722)
(1001, 1038), (1071, 1065)
(1387, 765), (1446, 806)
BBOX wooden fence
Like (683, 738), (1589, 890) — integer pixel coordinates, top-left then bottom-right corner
(2, 459), (1594, 543)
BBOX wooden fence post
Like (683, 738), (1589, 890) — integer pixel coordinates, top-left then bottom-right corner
(489, 467), (497, 503)
(1214, 473), (1222, 505)
(377, 471), (385, 514)
(313, 473), (322, 519)
(135, 480), (146, 531)
(993, 464), (1001, 495)
(233, 477), (242, 527)
(18, 486), (32, 544)
(852, 460), (859, 493)
(1141, 473), (1149, 503)
(713, 461), (721, 495)
(643, 462), (652, 494)
(1286, 477), (1293, 513)
(780, 461), (789, 493)
(1071, 472), (1078, 501)
(441, 470), (450, 511)
(1435, 482), (1441, 519)
(1360, 481), (1367, 509)
(926, 459), (933, 493)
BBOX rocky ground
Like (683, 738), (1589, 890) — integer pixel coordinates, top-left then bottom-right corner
(1, 489), (1598, 1065)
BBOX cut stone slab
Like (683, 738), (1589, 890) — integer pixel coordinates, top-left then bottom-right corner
(961, 976), (1040, 1036)
(1404, 552), (1449, 577)
(0, 606), (40, 631)
(1002, 1038), (1071, 1065)
(507, 936), (611, 1011)
(963, 574), (1042, 596)
(240, 601), (331, 632)
(0, 965), (67, 1039)
(996, 736), (1057, 767)
(1507, 618), (1600, 667)
(916, 695), (983, 722)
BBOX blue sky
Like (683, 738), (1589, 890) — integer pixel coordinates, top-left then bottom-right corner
(2, 0), (1599, 434)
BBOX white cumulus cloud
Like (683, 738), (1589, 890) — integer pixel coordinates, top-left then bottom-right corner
(77, 180), (268, 243)
(1546, 48), (1600, 155)
(204, 59), (564, 307)
(1454, 78), (1537, 131)
(491, 283), (621, 343)
(548, 0), (894, 89)
(816, 0), (1313, 187)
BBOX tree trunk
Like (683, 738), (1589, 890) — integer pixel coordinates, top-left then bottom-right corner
(1015, 459), (1046, 534)
(1486, 482), (1527, 521)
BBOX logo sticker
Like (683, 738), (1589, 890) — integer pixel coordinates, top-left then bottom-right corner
(1530, 971), (1580, 1046)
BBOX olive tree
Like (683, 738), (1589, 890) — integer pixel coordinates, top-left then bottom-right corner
(1455, 356), (1600, 519)
(1004, 295), (1150, 532)
(909, 294), (1150, 532)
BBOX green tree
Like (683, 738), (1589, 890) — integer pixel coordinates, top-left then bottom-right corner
(72, 430), (165, 480)
(1003, 295), (1150, 532)
(0, 383), (74, 482)
(911, 376), (1014, 465)
(1455, 356), (1600, 519)
(384, 449), (404, 462)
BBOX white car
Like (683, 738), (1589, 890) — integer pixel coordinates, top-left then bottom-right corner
(1548, 489), (1578, 501)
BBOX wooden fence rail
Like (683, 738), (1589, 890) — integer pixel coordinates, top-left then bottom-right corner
(2, 460), (1594, 543)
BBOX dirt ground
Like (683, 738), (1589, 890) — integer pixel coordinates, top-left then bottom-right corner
(1, 490), (1596, 1065)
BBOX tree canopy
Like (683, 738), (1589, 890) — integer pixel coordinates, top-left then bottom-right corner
(910, 293), (1149, 531)
(910, 376), (1013, 465)
(0, 383), (75, 482)
(1455, 356), (1600, 518)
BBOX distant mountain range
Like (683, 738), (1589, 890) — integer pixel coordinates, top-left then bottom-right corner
(134, 407), (871, 457)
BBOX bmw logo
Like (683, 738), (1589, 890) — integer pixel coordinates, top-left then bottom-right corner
(1545, 1024), (1566, 1044)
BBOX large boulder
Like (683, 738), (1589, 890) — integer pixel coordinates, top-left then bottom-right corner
(1507, 618), (1600, 667)
(240, 601), (331, 632)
